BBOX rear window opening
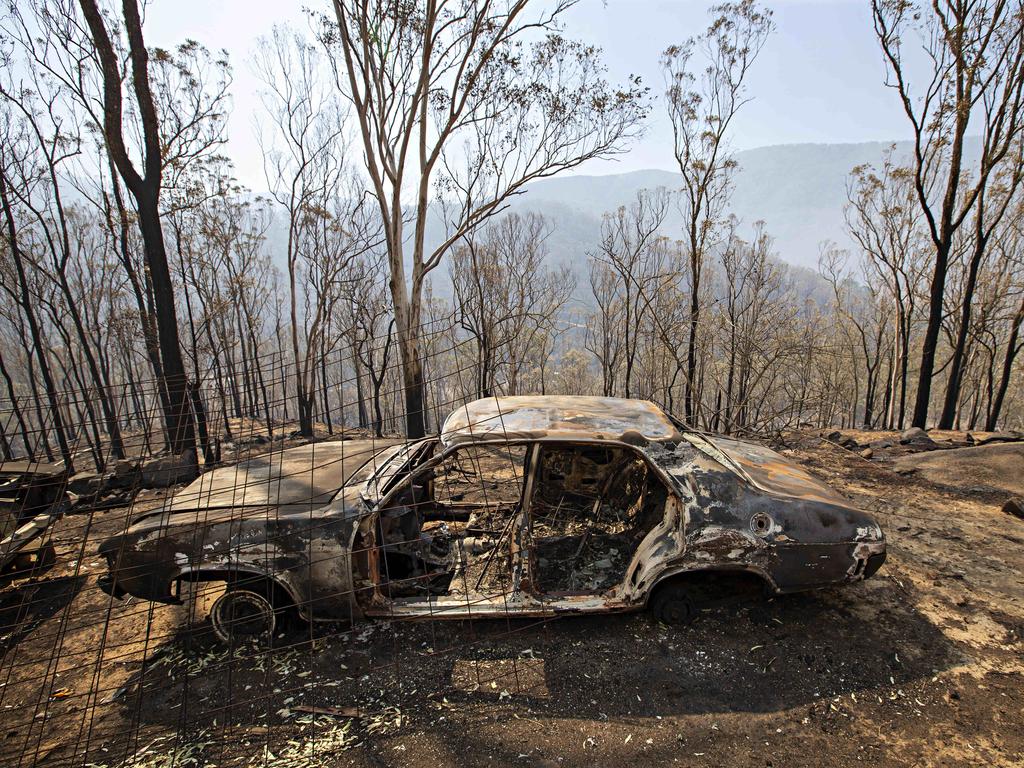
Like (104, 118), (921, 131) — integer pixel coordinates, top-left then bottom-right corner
(530, 446), (667, 595)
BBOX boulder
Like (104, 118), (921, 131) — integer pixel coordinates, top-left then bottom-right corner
(899, 427), (935, 446)
(112, 459), (138, 475)
(968, 431), (1024, 446)
(839, 435), (860, 449)
(1004, 497), (1024, 521)
(107, 459), (141, 490)
(859, 447), (874, 459)
(68, 471), (108, 497)
(140, 451), (198, 488)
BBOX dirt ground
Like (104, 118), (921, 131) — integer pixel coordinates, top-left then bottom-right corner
(1, 429), (1022, 767)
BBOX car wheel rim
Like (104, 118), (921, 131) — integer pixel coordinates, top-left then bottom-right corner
(212, 592), (275, 644)
(664, 600), (689, 624)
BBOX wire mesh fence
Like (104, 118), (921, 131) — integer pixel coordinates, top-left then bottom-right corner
(0, 316), (656, 768)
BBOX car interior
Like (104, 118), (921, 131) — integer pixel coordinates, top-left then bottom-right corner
(528, 445), (668, 594)
(371, 441), (668, 603)
(373, 443), (528, 600)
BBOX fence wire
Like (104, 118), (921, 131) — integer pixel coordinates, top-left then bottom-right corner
(0, 316), (616, 768)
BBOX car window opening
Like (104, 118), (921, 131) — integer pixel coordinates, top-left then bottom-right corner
(374, 444), (529, 600)
(530, 445), (667, 594)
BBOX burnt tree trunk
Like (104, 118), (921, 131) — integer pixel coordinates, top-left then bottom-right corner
(0, 350), (33, 460)
(939, 229), (987, 429)
(986, 296), (1023, 431)
(136, 190), (197, 461)
(0, 170), (74, 470)
(79, 0), (197, 473)
(912, 239), (952, 428)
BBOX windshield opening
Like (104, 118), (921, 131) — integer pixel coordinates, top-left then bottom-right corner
(361, 440), (436, 501)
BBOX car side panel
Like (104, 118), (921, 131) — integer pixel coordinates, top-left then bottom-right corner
(660, 445), (885, 593)
(101, 497), (367, 621)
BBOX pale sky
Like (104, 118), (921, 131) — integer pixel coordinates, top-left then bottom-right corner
(144, 0), (908, 191)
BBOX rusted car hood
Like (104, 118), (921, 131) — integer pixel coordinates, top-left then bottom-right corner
(123, 485), (369, 539)
(697, 435), (848, 505)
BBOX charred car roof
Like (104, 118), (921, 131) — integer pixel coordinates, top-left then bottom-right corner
(441, 396), (684, 446)
(442, 397), (848, 506)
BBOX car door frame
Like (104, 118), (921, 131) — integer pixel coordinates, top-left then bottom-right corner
(361, 438), (541, 619)
(519, 438), (688, 612)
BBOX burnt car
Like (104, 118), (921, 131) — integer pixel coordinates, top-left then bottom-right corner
(98, 397), (886, 643)
(1, 461), (67, 573)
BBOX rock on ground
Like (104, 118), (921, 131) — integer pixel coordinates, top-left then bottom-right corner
(891, 442), (1024, 496)
(899, 427), (936, 447)
(1004, 497), (1024, 520)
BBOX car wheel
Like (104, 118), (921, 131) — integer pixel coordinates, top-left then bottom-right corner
(650, 583), (695, 626)
(210, 588), (276, 645)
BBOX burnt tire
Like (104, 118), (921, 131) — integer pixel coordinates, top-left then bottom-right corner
(210, 588), (276, 645)
(649, 583), (696, 626)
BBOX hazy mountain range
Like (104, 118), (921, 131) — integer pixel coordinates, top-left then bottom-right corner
(263, 139), (958, 302)
(514, 139), (922, 273)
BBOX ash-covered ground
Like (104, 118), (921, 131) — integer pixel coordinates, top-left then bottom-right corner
(1, 429), (1022, 767)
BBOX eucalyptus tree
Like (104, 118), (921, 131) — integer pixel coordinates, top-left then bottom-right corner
(72, 0), (205, 469)
(940, 145), (1024, 427)
(326, 0), (648, 437)
(845, 153), (928, 429)
(0, 125), (73, 468)
(1, 0), (230, 467)
(254, 25), (378, 436)
(450, 212), (573, 399)
(819, 242), (891, 429)
(873, 0), (1024, 427)
(585, 259), (625, 398)
(712, 222), (795, 433)
(985, 206), (1024, 429)
(0, 9), (134, 462)
(342, 253), (395, 437)
(588, 189), (671, 399)
(662, 0), (773, 424)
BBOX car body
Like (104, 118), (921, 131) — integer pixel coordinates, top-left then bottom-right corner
(98, 396), (886, 640)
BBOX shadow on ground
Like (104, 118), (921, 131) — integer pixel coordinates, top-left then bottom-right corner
(0, 576), (86, 654)
(111, 578), (958, 736)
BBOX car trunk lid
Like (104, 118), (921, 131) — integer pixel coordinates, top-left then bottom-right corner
(694, 435), (850, 506)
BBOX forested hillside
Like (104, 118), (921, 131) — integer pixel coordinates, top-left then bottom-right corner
(0, 0), (1020, 478)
